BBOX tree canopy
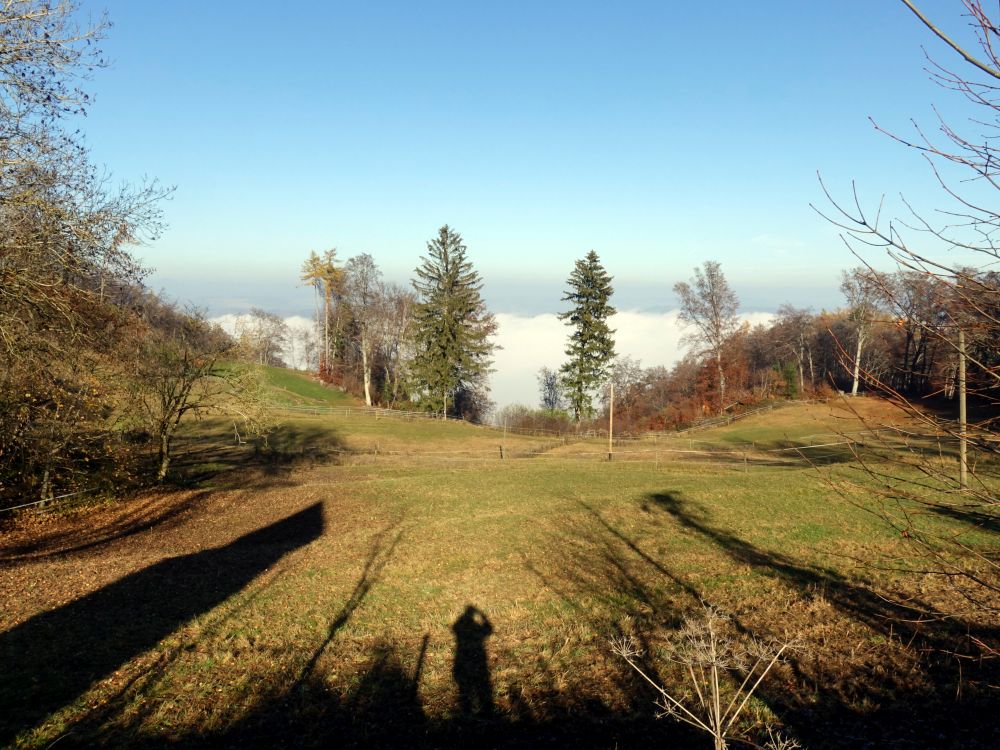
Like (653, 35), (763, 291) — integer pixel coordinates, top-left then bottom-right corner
(674, 261), (739, 413)
(559, 251), (616, 420)
(410, 226), (497, 419)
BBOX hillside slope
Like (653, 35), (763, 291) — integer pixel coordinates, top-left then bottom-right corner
(262, 367), (358, 407)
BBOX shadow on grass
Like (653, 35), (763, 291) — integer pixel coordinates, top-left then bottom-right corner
(0, 424), (344, 563)
(520, 500), (703, 720)
(452, 605), (495, 718)
(925, 502), (1000, 535)
(88, 623), (690, 750)
(41, 510), (692, 749)
(644, 490), (1000, 750)
(292, 518), (407, 687)
(0, 503), (324, 746)
(0, 491), (212, 563)
(166, 421), (348, 491)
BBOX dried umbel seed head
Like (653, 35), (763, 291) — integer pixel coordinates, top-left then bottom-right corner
(612, 603), (800, 750)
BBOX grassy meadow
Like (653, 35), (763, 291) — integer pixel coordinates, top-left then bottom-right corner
(1, 373), (997, 749)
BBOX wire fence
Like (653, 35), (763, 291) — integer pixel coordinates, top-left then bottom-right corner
(271, 404), (439, 420)
(0, 487), (101, 515)
(270, 398), (836, 440)
(671, 399), (829, 435)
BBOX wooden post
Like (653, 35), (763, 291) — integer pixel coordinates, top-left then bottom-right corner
(608, 381), (614, 461)
(959, 327), (968, 490)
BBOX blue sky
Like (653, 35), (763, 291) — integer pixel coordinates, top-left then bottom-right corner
(76, 1), (985, 317)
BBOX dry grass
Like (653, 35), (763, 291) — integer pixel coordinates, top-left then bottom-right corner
(1, 400), (997, 749)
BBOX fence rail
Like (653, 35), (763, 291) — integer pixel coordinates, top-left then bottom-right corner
(270, 403), (439, 420)
(674, 401), (785, 434)
(268, 401), (801, 440)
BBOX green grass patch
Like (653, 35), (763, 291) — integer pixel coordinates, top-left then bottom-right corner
(262, 366), (357, 406)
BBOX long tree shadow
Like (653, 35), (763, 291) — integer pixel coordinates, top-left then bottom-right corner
(0, 502), (324, 746)
(924, 502), (1000, 535)
(645, 490), (1000, 749)
(59, 515), (408, 748)
(521, 500), (705, 719)
(292, 517), (407, 689)
(165, 421), (348, 490)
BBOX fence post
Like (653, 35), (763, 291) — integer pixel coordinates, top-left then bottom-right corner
(608, 381), (614, 461)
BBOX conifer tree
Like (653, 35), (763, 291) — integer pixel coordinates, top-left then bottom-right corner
(559, 251), (616, 420)
(410, 226), (497, 418)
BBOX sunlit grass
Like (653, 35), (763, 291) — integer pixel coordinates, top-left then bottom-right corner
(2, 398), (996, 748)
(261, 366), (357, 407)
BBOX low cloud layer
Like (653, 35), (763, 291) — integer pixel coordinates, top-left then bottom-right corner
(211, 313), (315, 369)
(490, 310), (774, 409)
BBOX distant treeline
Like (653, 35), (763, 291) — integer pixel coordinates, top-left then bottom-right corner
(283, 240), (994, 436)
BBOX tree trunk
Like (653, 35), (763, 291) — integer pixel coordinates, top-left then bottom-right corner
(850, 330), (865, 396)
(959, 327), (968, 489)
(384, 364), (398, 406)
(901, 329), (914, 392)
(157, 426), (174, 482)
(912, 337), (927, 393)
(313, 287), (321, 374)
(361, 340), (372, 407)
(323, 288), (331, 376)
(717, 355), (726, 414)
(797, 344), (805, 396)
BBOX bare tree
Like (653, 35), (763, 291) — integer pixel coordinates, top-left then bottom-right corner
(602, 355), (645, 424)
(0, 1), (169, 505)
(235, 307), (289, 367)
(344, 253), (383, 406)
(374, 282), (415, 406)
(839, 267), (888, 396)
(674, 262), (740, 414)
(537, 366), (565, 412)
(773, 305), (816, 395)
(130, 310), (231, 482)
(128, 307), (273, 482)
(300, 249), (343, 381)
(816, 0), (1000, 630)
(294, 326), (318, 371)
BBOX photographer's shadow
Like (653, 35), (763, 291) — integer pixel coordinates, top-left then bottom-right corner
(451, 604), (495, 718)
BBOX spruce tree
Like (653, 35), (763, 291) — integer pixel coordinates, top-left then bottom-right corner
(559, 251), (616, 420)
(411, 226), (497, 418)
